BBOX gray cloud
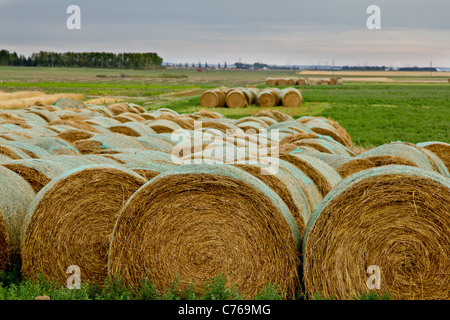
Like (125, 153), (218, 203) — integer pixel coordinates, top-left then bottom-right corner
(0, 0), (449, 66)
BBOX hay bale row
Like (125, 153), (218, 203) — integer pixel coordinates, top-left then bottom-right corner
(266, 77), (343, 86)
(200, 87), (303, 108)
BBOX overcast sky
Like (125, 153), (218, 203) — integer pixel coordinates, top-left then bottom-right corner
(0, 0), (449, 67)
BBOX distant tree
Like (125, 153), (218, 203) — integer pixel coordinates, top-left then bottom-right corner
(224, 62), (227, 69)
(204, 62), (208, 68)
(218, 62), (221, 69)
(198, 62), (202, 68)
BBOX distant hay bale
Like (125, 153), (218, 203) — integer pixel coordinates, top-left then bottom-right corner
(337, 155), (419, 178)
(286, 78), (297, 85)
(279, 88), (303, 108)
(276, 78), (288, 86)
(0, 166), (35, 269)
(257, 90), (280, 107)
(296, 78), (309, 85)
(108, 164), (301, 299)
(200, 89), (226, 108)
(21, 165), (148, 285)
(303, 165), (450, 300)
(279, 153), (342, 198)
(226, 90), (248, 108)
(265, 78), (277, 86)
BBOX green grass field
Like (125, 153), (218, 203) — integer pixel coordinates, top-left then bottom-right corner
(1, 66), (448, 147)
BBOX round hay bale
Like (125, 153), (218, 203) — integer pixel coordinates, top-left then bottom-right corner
(337, 155), (419, 179)
(193, 109), (224, 119)
(255, 116), (278, 126)
(301, 119), (352, 148)
(107, 103), (134, 115)
(286, 78), (297, 85)
(57, 129), (96, 143)
(0, 166), (36, 269)
(417, 141), (450, 173)
(276, 78), (288, 86)
(257, 90), (280, 107)
(1, 159), (75, 193)
(200, 121), (240, 134)
(225, 90), (248, 109)
(108, 164), (301, 299)
(299, 117), (353, 148)
(265, 78), (276, 86)
(200, 89), (226, 108)
(303, 165), (450, 300)
(146, 119), (182, 134)
(109, 122), (156, 137)
(279, 153), (342, 198)
(296, 78), (309, 85)
(279, 88), (303, 108)
(21, 165), (148, 285)
(357, 142), (446, 175)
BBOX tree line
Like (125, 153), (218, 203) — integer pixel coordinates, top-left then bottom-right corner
(0, 50), (163, 69)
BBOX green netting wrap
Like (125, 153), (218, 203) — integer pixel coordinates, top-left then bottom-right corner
(108, 163), (301, 299)
(0, 166), (36, 268)
(303, 165), (450, 300)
